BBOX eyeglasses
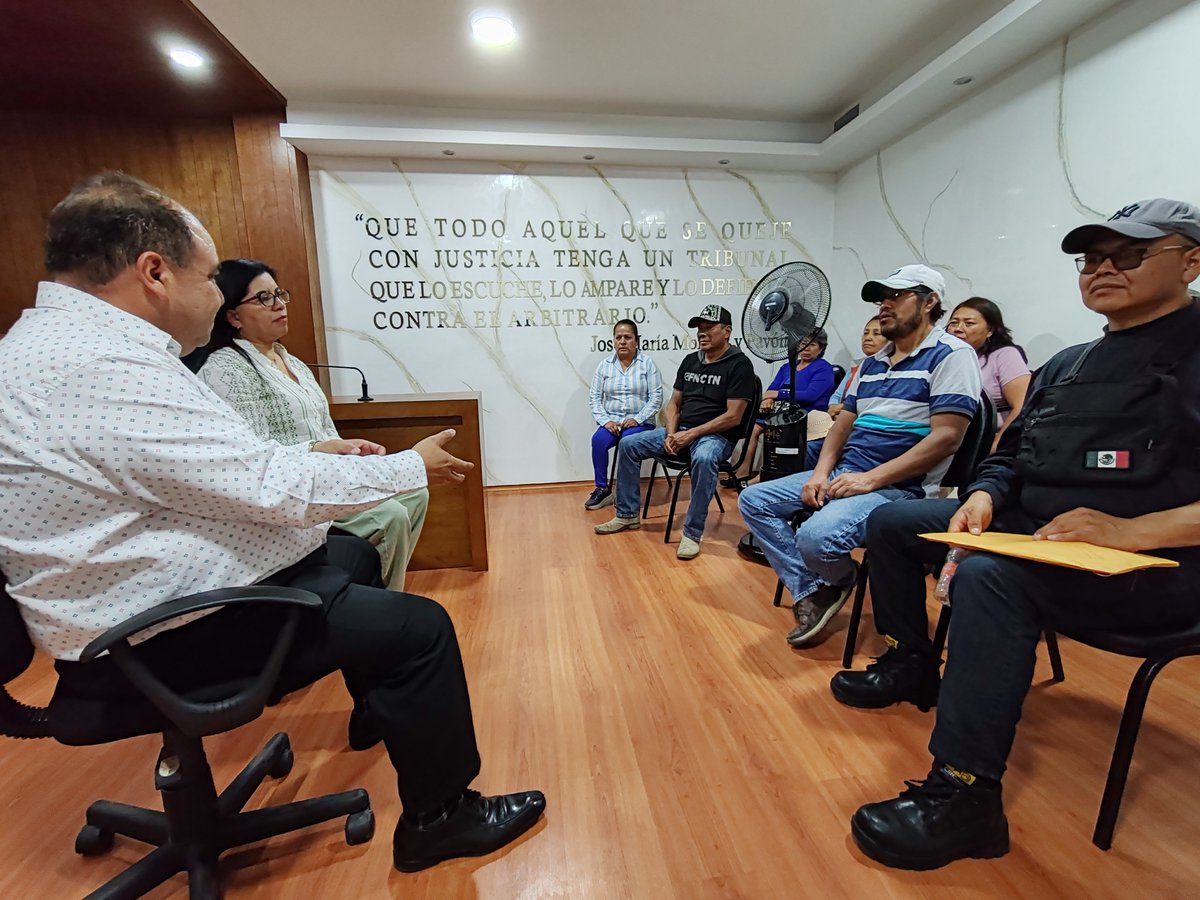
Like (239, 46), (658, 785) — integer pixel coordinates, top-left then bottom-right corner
(874, 287), (930, 306)
(239, 288), (290, 308)
(1074, 244), (1195, 275)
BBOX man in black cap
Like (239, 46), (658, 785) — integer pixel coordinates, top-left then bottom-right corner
(841, 199), (1200, 870)
(595, 304), (755, 559)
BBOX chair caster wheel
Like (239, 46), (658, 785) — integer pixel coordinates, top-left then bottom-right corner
(345, 809), (375, 845)
(268, 745), (294, 779)
(75, 824), (114, 856)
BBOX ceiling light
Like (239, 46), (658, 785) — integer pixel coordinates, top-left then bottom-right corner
(442, 149), (456, 156)
(718, 159), (731, 166)
(168, 47), (205, 68)
(583, 154), (595, 161)
(953, 76), (974, 86)
(471, 14), (517, 45)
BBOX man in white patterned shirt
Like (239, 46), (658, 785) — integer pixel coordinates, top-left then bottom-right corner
(0, 172), (544, 873)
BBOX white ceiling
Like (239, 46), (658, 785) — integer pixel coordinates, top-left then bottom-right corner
(194, 0), (1128, 171)
(196, 0), (1007, 124)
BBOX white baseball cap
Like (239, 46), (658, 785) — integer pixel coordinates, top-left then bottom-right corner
(861, 264), (947, 304)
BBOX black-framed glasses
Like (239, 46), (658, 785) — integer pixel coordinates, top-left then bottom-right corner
(239, 288), (291, 308)
(1075, 244), (1195, 275)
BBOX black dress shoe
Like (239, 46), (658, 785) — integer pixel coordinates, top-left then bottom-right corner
(852, 766), (1008, 870)
(393, 788), (547, 872)
(830, 645), (940, 711)
(347, 700), (383, 751)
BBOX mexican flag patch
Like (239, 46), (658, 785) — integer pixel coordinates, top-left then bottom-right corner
(1085, 450), (1130, 469)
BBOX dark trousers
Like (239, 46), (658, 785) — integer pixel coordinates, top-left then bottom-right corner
(865, 499), (1200, 781)
(56, 536), (481, 814)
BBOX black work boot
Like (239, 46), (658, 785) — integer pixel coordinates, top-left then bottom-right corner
(829, 640), (941, 711)
(851, 764), (1009, 870)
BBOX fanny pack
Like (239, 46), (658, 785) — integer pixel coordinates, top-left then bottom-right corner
(1015, 335), (1191, 487)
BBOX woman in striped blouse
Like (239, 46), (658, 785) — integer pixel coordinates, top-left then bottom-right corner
(585, 319), (663, 509)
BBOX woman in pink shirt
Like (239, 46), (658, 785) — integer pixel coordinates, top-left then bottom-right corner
(946, 297), (1031, 448)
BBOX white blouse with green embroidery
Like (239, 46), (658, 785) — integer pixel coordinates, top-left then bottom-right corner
(199, 340), (341, 446)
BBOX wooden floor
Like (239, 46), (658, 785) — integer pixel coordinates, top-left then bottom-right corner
(3, 482), (1199, 898)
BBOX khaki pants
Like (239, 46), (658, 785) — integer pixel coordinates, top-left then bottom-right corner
(334, 488), (430, 590)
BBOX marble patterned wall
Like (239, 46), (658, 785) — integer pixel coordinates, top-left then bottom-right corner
(309, 161), (835, 484)
(829, 0), (1200, 371)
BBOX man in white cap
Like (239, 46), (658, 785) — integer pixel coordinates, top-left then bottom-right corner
(595, 304), (755, 559)
(738, 264), (980, 648)
(843, 199), (1200, 870)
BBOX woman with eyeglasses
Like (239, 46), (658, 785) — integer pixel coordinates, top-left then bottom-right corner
(197, 258), (429, 594)
(945, 296), (1031, 447)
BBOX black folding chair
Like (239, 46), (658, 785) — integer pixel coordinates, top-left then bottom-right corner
(1052, 621), (1200, 849)
(643, 377), (762, 543)
(834, 394), (996, 666)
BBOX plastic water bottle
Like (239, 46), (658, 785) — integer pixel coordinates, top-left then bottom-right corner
(934, 548), (970, 605)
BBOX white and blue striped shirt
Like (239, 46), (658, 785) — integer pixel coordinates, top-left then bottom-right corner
(589, 352), (663, 426)
(842, 328), (981, 496)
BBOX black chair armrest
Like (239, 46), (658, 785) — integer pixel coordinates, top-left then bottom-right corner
(79, 586), (321, 662)
(79, 586), (322, 739)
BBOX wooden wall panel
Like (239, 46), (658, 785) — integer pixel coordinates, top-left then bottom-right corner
(232, 113), (327, 368)
(0, 110), (324, 366)
(0, 111), (247, 334)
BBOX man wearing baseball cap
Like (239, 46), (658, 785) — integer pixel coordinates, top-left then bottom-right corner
(843, 199), (1200, 870)
(595, 304), (755, 559)
(739, 263), (980, 649)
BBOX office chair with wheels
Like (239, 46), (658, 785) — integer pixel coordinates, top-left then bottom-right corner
(0, 580), (374, 900)
(643, 377), (762, 543)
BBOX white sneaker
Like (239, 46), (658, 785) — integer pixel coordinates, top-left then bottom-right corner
(677, 535), (702, 559)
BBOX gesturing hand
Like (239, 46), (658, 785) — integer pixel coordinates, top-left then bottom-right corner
(413, 429), (474, 484)
(948, 491), (994, 536)
(312, 438), (386, 455)
(1033, 507), (1144, 551)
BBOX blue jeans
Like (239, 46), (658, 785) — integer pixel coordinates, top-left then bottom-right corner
(614, 427), (732, 541)
(737, 467), (912, 602)
(590, 424), (654, 488)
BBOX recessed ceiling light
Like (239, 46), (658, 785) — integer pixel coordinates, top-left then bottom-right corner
(953, 76), (974, 86)
(583, 154), (595, 161)
(168, 47), (205, 68)
(471, 14), (517, 45)
(718, 159), (731, 166)
(442, 149), (456, 156)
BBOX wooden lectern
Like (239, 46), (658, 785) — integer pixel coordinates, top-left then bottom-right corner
(329, 392), (487, 572)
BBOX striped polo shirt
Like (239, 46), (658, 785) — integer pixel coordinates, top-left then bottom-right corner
(842, 328), (982, 496)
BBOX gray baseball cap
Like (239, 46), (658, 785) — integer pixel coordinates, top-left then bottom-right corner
(1061, 198), (1200, 253)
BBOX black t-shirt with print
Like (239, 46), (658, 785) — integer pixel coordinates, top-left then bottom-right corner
(673, 347), (756, 442)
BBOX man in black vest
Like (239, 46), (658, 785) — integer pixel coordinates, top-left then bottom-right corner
(595, 304), (755, 559)
(836, 199), (1200, 869)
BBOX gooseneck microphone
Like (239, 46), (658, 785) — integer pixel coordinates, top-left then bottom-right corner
(305, 363), (374, 402)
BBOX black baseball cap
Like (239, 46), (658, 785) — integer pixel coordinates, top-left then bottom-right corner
(687, 304), (733, 327)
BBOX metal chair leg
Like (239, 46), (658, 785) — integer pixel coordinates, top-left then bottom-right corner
(642, 461), (657, 518)
(1093, 655), (1172, 850)
(664, 469), (683, 543)
(1044, 630), (1066, 683)
(932, 604), (952, 660)
(773, 580), (784, 608)
(841, 556), (870, 669)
